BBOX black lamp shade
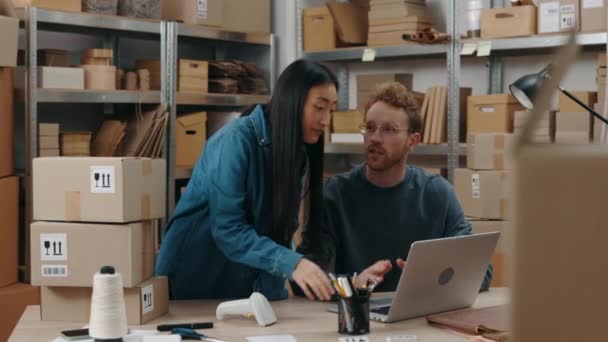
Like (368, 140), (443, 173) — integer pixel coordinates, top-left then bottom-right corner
(509, 72), (545, 110)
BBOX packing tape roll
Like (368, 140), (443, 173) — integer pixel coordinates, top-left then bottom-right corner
(141, 194), (151, 219)
(65, 191), (81, 221)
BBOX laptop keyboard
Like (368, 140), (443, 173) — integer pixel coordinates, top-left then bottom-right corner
(370, 306), (391, 316)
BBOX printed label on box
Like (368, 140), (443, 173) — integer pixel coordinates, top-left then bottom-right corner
(480, 106), (496, 113)
(583, 0), (604, 8)
(560, 13), (576, 29)
(540, 2), (560, 33)
(472, 174), (481, 199)
(142, 284), (154, 314)
(40, 234), (67, 261)
(197, 0), (208, 20)
(42, 265), (68, 277)
(90, 166), (115, 194)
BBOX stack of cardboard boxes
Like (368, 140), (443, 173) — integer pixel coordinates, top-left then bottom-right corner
(32, 157), (169, 324)
(39, 123), (61, 157)
(367, 0), (434, 46)
(555, 91), (597, 143)
(513, 110), (556, 143)
(0, 2), (41, 340)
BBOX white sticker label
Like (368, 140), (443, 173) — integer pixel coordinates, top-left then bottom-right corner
(197, 0), (208, 20)
(40, 234), (67, 261)
(472, 174), (481, 199)
(583, 0), (604, 8)
(42, 265), (68, 277)
(476, 41), (492, 57)
(560, 4), (576, 13)
(339, 337), (370, 342)
(362, 48), (376, 62)
(90, 166), (115, 194)
(387, 336), (418, 342)
(539, 2), (560, 33)
(142, 284), (154, 314)
(480, 106), (496, 113)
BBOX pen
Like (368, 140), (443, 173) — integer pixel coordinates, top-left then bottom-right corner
(329, 273), (348, 298)
(157, 322), (214, 332)
(339, 277), (353, 298)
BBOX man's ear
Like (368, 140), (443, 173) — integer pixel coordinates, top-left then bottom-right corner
(409, 132), (421, 147)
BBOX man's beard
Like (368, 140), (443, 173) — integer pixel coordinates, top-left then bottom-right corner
(365, 142), (408, 172)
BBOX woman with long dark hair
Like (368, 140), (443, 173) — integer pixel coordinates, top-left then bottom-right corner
(156, 60), (337, 301)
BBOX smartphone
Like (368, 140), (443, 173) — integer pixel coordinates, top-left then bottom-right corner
(60, 328), (90, 341)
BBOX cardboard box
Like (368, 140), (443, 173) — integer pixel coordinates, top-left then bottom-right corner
(467, 94), (522, 134)
(555, 111), (593, 143)
(12, 0), (81, 12)
(83, 65), (116, 90)
(581, 0), (606, 32)
(558, 91), (597, 112)
(41, 276), (169, 324)
(178, 59), (208, 93)
(538, 0), (580, 34)
(0, 67), (14, 178)
(0, 176), (18, 288)
(39, 149), (59, 157)
(327, 1), (368, 45)
(0, 283), (40, 342)
(333, 110), (364, 133)
(467, 133), (515, 170)
(135, 59), (161, 90)
(39, 123), (59, 136)
(357, 73), (413, 110)
(303, 6), (336, 52)
(38, 67), (84, 90)
(480, 5), (537, 39)
(513, 110), (556, 142)
(222, 0), (270, 33)
(470, 220), (511, 287)
(39, 135), (59, 149)
(0, 0), (18, 67)
(176, 112), (207, 167)
(38, 49), (70, 67)
(33, 157), (166, 222)
(162, 0), (222, 27)
(31, 221), (155, 287)
(455, 169), (511, 220)
(61, 132), (92, 156)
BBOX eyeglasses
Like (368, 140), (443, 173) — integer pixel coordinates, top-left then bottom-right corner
(359, 122), (411, 137)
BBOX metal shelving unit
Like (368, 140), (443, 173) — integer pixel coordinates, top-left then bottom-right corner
(18, 7), (277, 274)
(463, 32), (607, 54)
(324, 143), (466, 156)
(303, 44), (448, 62)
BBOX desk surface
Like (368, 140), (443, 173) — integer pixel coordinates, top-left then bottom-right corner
(10, 288), (509, 342)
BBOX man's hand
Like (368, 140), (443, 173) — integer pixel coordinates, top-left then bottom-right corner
(292, 258), (335, 301)
(354, 260), (392, 289)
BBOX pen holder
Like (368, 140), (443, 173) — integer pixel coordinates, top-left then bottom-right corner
(338, 295), (370, 335)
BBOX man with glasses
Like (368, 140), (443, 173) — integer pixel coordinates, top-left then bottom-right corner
(298, 82), (492, 293)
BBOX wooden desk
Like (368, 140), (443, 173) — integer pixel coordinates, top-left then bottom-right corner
(9, 288), (509, 342)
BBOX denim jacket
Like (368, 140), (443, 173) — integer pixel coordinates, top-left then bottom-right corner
(156, 105), (303, 300)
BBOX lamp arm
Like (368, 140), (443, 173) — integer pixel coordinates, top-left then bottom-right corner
(559, 87), (608, 126)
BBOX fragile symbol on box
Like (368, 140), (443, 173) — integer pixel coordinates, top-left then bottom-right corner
(142, 285), (154, 314)
(471, 174), (481, 199)
(90, 166), (115, 194)
(197, 0), (208, 20)
(40, 234), (67, 261)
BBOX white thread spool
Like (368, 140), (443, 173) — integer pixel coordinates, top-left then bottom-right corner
(89, 266), (128, 341)
(466, 0), (484, 38)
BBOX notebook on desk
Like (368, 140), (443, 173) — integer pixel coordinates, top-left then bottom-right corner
(426, 304), (509, 342)
(328, 233), (499, 323)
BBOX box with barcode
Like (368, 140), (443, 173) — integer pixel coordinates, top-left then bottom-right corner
(30, 221), (155, 287)
(454, 169), (511, 220)
(41, 276), (168, 324)
(33, 157), (165, 223)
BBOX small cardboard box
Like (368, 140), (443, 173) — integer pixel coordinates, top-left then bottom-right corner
(178, 60), (209, 93)
(455, 169), (511, 220)
(39, 123), (60, 136)
(83, 65), (116, 90)
(513, 110), (556, 142)
(0, 283), (40, 342)
(467, 94), (522, 134)
(60, 132), (92, 156)
(538, 0), (580, 34)
(135, 60), (161, 90)
(558, 91), (597, 112)
(332, 111), (364, 134)
(33, 157), (166, 222)
(162, 0), (222, 27)
(0, 0), (18, 67)
(357, 73), (413, 110)
(555, 111), (593, 143)
(467, 133), (515, 170)
(480, 5), (537, 39)
(31, 221), (155, 287)
(41, 276), (169, 324)
(39, 136), (59, 149)
(12, 0), (81, 12)
(222, 0), (270, 33)
(327, 1), (368, 45)
(470, 220), (512, 287)
(0, 68), (14, 178)
(176, 112), (207, 168)
(303, 7), (336, 52)
(38, 49), (70, 67)
(581, 0), (606, 32)
(38, 67), (85, 90)
(0, 176), (18, 288)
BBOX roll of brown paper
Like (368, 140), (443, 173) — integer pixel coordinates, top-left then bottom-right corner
(125, 71), (138, 90)
(138, 69), (150, 91)
(116, 69), (125, 90)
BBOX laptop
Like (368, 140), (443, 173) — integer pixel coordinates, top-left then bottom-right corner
(329, 232), (500, 323)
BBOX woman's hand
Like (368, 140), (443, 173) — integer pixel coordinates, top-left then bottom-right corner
(354, 260), (393, 289)
(292, 258), (335, 301)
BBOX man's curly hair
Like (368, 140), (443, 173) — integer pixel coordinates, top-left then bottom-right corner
(364, 81), (422, 134)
